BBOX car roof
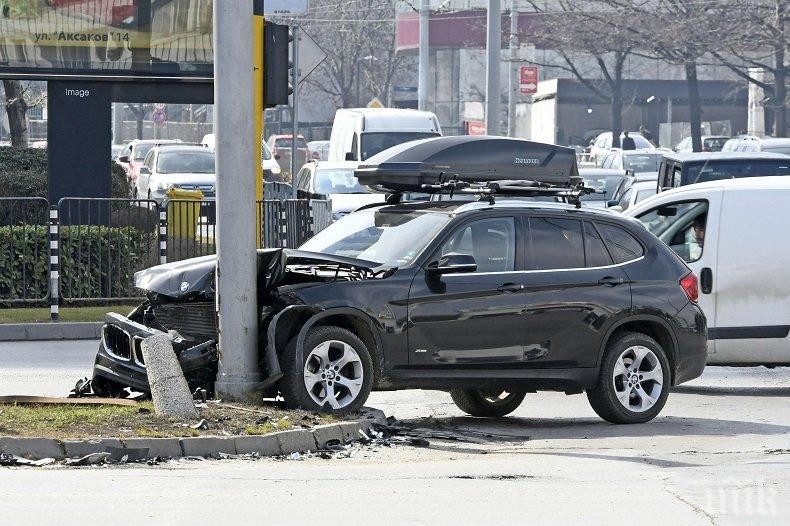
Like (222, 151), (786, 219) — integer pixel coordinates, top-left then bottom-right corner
(372, 198), (630, 219)
(760, 138), (790, 147)
(663, 151), (789, 162)
(131, 139), (180, 145)
(620, 148), (667, 156)
(153, 145), (212, 154)
(312, 161), (359, 170)
(580, 168), (627, 177)
(656, 175), (790, 197)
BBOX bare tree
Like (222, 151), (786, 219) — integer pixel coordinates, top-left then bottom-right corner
(526, 1), (635, 147)
(297, 0), (408, 109)
(707, 0), (789, 136)
(2, 80), (46, 148)
(602, 0), (733, 152)
(128, 104), (150, 140)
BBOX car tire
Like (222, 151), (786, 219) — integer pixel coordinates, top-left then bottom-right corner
(280, 325), (373, 414)
(449, 389), (526, 417)
(587, 331), (671, 424)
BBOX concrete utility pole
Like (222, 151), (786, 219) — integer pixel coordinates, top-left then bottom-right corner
(213, 0), (262, 401)
(507, 0), (519, 137)
(486, 0), (502, 135)
(291, 24), (300, 197)
(418, 0), (430, 111)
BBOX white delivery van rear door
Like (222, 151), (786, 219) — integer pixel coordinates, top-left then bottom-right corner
(629, 186), (724, 356)
(712, 188), (790, 364)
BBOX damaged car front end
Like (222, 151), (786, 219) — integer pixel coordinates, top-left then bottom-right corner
(91, 249), (390, 398)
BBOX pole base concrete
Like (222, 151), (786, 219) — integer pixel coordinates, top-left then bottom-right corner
(215, 375), (265, 403)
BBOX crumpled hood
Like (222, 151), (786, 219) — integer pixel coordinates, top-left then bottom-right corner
(134, 249), (381, 299)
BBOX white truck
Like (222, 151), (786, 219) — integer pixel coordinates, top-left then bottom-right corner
(327, 108), (442, 163)
(626, 176), (790, 365)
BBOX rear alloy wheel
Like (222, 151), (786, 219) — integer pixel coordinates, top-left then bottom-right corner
(280, 326), (373, 414)
(450, 389), (526, 417)
(587, 332), (670, 424)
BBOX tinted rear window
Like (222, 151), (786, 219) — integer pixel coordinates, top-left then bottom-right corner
(528, 217), (584, 270)
(598, 224), (644, 263)
(584, 222), (614, 267)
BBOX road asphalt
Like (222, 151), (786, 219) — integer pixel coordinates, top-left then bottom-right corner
(1, 340), (789, 525)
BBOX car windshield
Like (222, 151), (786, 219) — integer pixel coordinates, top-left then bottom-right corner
(134, 144), (155, 161)
(299, 208), (451, 266)
(581, 175), (625, 201)
(635, 188), (657, 203)
(704, 137), (728, 151)
(314, 168), (367, 194)
(156, 151), (215, 174)
(683, 160), (790, 185)
(360, 132), (440, 160)
(623, 153), (663, 172)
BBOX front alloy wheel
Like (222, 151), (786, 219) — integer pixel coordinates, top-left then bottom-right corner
(280, 326), (373, 414)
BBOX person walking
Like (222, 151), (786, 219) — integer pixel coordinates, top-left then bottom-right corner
(622, 131), (637, 150)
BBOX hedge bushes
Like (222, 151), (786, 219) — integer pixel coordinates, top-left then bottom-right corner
(0, 147), (133, 200)
(0, 224), (158, 302)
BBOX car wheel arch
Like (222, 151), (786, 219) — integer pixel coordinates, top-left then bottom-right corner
(295, 307), (385, 385)
(597, 315), (679, 385)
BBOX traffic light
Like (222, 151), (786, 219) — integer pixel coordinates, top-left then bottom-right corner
(264, 22), (292, 108)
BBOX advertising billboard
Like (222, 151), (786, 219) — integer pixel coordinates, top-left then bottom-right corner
(0, 0), (214, 81)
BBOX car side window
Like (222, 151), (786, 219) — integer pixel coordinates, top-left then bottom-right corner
(598, 224), (644, 264)
(635, 201), (708, 263)
(143, 150), (155, 168)
(584, 222), (614, 267)
(601, 155), (612, 169)
(527, 217), (584, 270)
(297, 168), (310, 191)
(611, 155), (623, 170)
(438, 217), (516, 273)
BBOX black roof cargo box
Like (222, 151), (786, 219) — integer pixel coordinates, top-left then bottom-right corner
(355, 136), (579, 193)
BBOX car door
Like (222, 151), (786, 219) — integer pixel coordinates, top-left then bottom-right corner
(138, 150), (155, 197)
(630, 189), (723, 355)
(407, 215), (527, 366)
(519, 216), (632, 368)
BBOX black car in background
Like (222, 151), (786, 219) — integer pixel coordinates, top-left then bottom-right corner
(93, 199), (707, 424)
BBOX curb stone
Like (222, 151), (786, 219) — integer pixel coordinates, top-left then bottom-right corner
(0, 322), (102, 342)
(0, 421), (369, 462)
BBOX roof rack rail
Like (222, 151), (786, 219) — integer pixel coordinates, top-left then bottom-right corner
(385, 178), (601, 208)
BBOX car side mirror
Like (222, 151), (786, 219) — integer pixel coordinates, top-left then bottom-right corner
(118, 155), (129, 163)
(345, 152), (357, 162)
(139, 166), (151, 176)
(607, 199), (619, 208)
(427, 253), (477, 275)
(657, 206), (677, 217)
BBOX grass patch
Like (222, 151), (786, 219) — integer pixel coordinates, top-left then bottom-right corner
(0, 401), (333, 440)
(0, 305), (137, 324)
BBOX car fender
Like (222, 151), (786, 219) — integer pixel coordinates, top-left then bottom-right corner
(595, 313), (680, 373)
(295, 306), (385, 375)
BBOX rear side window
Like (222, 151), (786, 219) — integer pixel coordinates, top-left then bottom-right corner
(584, 222), (614, 267)
(528, 217), (584, 270)
(599, 224), (644, 263)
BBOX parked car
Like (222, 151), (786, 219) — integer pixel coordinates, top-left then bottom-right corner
(674, 135), (729, 153)
(92, 137), (706, 424)
(589, 132), (653, 166)
(600, 149), (666, 174)
(202, 133), (282, 182)
(308, 140), (331, 161)
(626, 176), (790, 365)
(657, 151), (790, 191)
(755, 137), (790, 156)
(117, 139), (182, 181)
(610, 180), (658, 211)
(294, 161), (385, 219)
(328, 108), (442, 163)
(267, 134), (309, 180)
(578, 168), (627, 208)
(721, 135), (762, 152)
(136, 145), (215, 204)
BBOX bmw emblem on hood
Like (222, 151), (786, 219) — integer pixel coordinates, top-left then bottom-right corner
(179, 281), (190, 293)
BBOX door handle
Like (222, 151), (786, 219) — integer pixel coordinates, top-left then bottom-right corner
(598, 276), (625, 287)
(700, 267), (713, 294)
(497, 283), (524, 293)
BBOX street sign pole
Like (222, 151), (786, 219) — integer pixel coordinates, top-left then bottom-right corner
(291, 24), (300, 199)
(253, 1), (265, 211)
(213, 0), (262, 402)
(486, 0), (502, 136)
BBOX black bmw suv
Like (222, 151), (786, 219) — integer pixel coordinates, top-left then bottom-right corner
(93, 198), (707, 424)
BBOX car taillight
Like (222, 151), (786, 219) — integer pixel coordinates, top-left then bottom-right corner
(680, 272), (699, 302)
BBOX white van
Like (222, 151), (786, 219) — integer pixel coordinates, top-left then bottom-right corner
(327, 108), (441, 163)
(626, 177), (790, 365)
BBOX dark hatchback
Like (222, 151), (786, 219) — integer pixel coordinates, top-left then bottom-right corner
(93, 199), (707, 424)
